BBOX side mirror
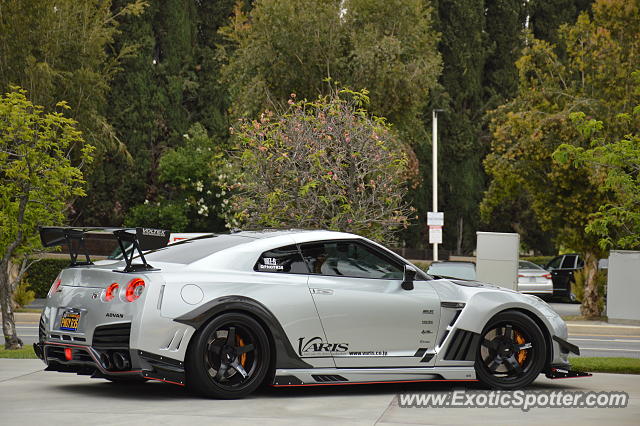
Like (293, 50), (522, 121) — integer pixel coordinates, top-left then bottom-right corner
(402, 265), (417, 290)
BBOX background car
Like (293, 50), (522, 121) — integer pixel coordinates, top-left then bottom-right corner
(426, 261), (476, 280)
(517, 260), (553, 297)
(545, 254), (583, 301)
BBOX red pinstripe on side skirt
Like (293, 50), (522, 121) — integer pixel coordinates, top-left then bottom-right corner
(272, 379), (478, 387)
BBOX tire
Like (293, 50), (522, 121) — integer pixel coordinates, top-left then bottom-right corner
(185, 312), (270, 399)
(474, 311), (546, 390)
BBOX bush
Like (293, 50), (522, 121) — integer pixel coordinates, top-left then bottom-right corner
(13, 281), (35, 307)
(225, 88), (416, 245)
(22, 259), (69, 298)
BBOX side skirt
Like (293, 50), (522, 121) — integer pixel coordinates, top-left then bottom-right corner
(272, 367), (477, 387)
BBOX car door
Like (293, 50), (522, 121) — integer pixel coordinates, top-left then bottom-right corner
(300, 240), (441, 368)
(251, 244), (334, 368)
(546, 255), (566, 296)
(555, 254), (578, 297)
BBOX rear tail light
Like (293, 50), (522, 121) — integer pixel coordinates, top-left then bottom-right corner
(543, 273), (552, 279)
(125, 278), (145, 302)
(104, 283), (119, 302)
(47, 275), (62, 298)
(517, 274), (525, 278)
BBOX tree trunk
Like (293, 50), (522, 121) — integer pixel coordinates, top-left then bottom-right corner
(0, 260), (23, 349)
(580, 251), (600, 319)
(456, 216), (464, 256)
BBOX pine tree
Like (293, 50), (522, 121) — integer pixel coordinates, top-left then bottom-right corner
(422, 0), (487, 254)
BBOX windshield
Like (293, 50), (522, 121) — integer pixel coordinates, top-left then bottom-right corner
(427, 262), (476, 280)
(142, 235), (254, 264)
(518, 260), (544, 270)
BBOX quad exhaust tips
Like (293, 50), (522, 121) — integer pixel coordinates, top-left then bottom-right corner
(99, 351), (131, 371)
(112, 352), (131, 371)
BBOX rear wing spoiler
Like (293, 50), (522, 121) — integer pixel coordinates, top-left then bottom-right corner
(39, 227), (170, 273)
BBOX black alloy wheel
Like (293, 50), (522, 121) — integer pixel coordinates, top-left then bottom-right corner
(474, 310), (546, 389)
(186, 313), (270, 399)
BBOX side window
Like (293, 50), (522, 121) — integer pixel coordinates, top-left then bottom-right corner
(561, 255), (577, 269)
(546, 256), (563, 270)
(254, 245), (309, 274)
(299, 241), (404, 280)
(576, 257), (584, 268)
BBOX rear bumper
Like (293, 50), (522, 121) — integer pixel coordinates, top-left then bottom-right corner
(35, 341), (185, 386)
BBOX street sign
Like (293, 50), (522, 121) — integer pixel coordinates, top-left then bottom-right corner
(429, 225), (442, 244)
(427, 212), (444, 226)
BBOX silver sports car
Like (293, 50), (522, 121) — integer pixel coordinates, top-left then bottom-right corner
(34, 227), (588, 399)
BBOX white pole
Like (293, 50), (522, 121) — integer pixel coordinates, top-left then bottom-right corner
(432, 110), (438, 262)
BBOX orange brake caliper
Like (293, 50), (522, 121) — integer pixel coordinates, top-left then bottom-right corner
(514, 331), (528, 365)
(237, 336), (247, 367)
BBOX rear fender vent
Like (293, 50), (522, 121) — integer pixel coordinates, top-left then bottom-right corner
(92, 323), (132, 349)
(443, 329), (481, 361)
(312, 374), (348, 383)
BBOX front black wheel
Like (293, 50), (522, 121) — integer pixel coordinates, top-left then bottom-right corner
(186, 313), (270, 399)
(474, 311), (546, 389)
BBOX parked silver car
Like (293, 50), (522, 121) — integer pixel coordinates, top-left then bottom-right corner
(518, 261), (553, 296)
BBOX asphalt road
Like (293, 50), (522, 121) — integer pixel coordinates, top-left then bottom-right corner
(0, 359), (637, 425)
(569, 331), (640, 358)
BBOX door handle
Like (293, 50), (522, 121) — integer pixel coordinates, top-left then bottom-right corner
(310, 288), (334, 295)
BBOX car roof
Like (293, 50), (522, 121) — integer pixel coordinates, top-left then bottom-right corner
(183, 229), (366, 271)
(229, 229), (356, 240)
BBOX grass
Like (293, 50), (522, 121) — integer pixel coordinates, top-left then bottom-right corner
(570, 357), (640, 374)
(15, 308), (42, 313)
(0, 346), (37, 359)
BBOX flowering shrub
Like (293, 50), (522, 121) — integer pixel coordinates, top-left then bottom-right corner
(224, 89), (415, 244)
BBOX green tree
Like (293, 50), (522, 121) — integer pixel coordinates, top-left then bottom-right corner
(125, 123), (227, 232)
(0, 88), (93, 349)
(219, 0), (441, 137)
(528, 0), (593, 45)
(0, 0), (147, 226)
(555, 85), (640, 249)
(482, 0), (639, 317)
(0, 0), (146, 151)
(427, 0), (487, 254)
(98, 0), (237, 228)
(484, 0), (527, 104)
(225, 89), (414, 244)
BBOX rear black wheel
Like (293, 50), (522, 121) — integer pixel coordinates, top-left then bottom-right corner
(186, 313), (270, 399)
(474, 311), (546, 389)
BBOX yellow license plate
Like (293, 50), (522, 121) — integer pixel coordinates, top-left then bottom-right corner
(60, 311), (81, 331)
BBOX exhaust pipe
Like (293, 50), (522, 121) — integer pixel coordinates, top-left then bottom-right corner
(112, 352), (130, 371)
(33, 343), (44, 360)
(100, 352), (112, 370)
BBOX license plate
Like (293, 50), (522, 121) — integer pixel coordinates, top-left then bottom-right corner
(60, 310), (81, 331)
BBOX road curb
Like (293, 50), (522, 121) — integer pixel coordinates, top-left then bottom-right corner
(568, 321), (640, 336)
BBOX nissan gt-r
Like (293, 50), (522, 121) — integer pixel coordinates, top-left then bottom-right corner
(34, 227), (587, 399)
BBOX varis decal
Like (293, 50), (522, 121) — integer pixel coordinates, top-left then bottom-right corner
(298, 337), (349, 356)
